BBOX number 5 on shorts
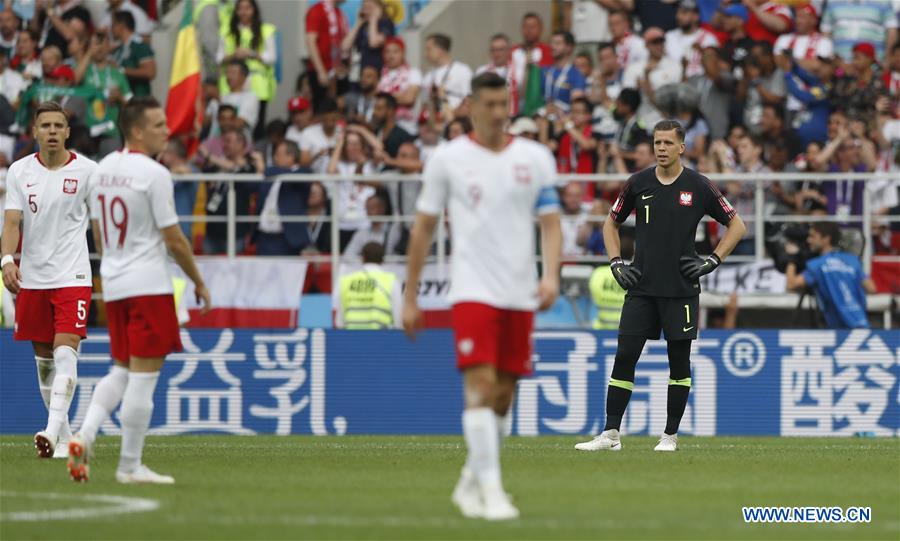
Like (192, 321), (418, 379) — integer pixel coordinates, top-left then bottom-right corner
(77, 299), (87, 322)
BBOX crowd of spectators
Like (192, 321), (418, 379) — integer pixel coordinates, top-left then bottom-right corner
(0, 0), (898, 282)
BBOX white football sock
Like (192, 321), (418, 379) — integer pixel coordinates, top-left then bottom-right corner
(35, 356), (55, 408)
(118, 371), (159, 475)
(79, 365), (129, 444)
(462, 407), (502, 490)
(45, 346), (77, 442)
(495, 413), (508, 450)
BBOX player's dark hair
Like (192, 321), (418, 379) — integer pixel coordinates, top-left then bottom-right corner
(811, 222), (841, 246)
(427, 33), (451, 52)
(226, 59), (250, 78)
(112, 10), (136, 32)
(118, 96), (161, 140)
(553, 31), (575, 48)
(652, 119), (685, 142)
(522, 12), (542, 23)
(361, 241), (385, 264)
(471, 72), (507, 96)
(33, 101), (69, 124)
(375, 91), (398, 111)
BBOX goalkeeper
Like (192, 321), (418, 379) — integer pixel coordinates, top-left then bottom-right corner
(576, 120), (746, 452)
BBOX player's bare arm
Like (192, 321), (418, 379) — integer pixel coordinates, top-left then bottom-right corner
(537, 212), (561, 311)
(90, 219), (103, 257)
(1, 209), (23, 294)
(161, 225), (211, 314)
(402, 211), (438, 340)
(712, 215), (747, 262)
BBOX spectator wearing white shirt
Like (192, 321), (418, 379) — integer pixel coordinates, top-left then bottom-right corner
(343, 189), (401, 258)
(327, 129), (383, 250)
(564, 0), (616, 51)
(285, 96), (314, 147)
(609, 9), (647, 71)
(773, 4), (832, 69)
(377, 37), (421, 134)
(0, 48), (27, 109)
(422, 33), (472, 118)
(623, 27), (682, 128)
(476, 33), (511, 79)
(101, 0), (154, 42)
(0, 9), (19, 57)
(300, 98), (342, 173)
(665, 0), (720, 79)
(221, 59), (260, 134)
(559, 181), (591, 259)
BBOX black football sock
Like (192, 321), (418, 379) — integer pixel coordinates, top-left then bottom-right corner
(665, 339), (692, 435)
(604, 334), (646, 431)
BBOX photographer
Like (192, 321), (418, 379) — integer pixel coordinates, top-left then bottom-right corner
(785, 222), (877, 329)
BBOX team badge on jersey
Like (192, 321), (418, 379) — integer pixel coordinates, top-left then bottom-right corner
(679, 191), (693, 206)
(63, 178), (78, 194)
(514, 164), (531, 185)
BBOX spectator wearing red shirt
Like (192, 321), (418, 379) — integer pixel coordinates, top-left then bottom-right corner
(744, 0), (792, 45)
(305, 0), (349, 110)
(553, 97), (598, 197)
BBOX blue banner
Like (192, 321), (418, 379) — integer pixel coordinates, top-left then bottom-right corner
(1, 330), (897, 436)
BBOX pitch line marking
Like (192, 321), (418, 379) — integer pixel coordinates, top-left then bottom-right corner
(0, 491), (159, 521)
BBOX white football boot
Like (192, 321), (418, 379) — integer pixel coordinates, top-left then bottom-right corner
(451, 467), (484, 519)
(67, 434), (90, 482)
(574, 429), (622, 451)
(34, 431), (55, 458)
(116, 464), (175, 485)
(653, 433), (678, 452)
(481, 483), (519, 521)
(53, 437), (69, 459)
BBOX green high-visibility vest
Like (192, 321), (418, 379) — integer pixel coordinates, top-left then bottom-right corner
(219, 22), (277, 101)
(589, 265), (625, 330)
(339, 269), (396, 330)
(193, 0), (232, 33)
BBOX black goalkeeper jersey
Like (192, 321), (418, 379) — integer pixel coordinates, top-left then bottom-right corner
(609, 166), (738, 298)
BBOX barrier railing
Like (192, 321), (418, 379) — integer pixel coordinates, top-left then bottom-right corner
(167, 172), (898, 291)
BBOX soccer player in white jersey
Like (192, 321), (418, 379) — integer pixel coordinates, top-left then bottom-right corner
(1, 101), (98, 459)
(403, 72), (562, 521)
(66, 97), (211, 484)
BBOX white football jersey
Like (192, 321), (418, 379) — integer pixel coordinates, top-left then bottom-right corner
(416, 135), (560, 311)
(89, 150), (179, 302)
(4, 152), (96, 289)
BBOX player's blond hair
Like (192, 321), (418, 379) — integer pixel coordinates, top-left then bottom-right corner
(33, 101), (69, 125)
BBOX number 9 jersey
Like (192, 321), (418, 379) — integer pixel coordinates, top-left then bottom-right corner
(88, 150), (179, 303)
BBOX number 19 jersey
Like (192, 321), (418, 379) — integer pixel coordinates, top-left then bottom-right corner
(89, 150), (179, 302)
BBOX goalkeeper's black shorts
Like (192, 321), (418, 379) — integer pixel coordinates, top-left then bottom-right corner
(618, 294), (699, 341)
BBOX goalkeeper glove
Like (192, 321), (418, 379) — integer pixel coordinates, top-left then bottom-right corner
(680, 253), (721, 280)
(610, 257), (642, 290)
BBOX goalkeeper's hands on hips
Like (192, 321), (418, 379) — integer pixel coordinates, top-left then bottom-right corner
(680, 253), (721, 280)
(610, 257), (642, 290)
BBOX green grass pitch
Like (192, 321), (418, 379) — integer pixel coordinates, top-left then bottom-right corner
(1, 435), (897, 540)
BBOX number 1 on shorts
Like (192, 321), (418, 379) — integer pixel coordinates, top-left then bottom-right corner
(684, 303), (690, 324)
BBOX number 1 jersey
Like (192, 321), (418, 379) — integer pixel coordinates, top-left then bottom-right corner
(89, 150), (179, 302)
(609, 166), (737, 298)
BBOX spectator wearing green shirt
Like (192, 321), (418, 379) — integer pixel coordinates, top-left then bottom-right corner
(110, 10), (155, 97)
(76, 32), (133, 154)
